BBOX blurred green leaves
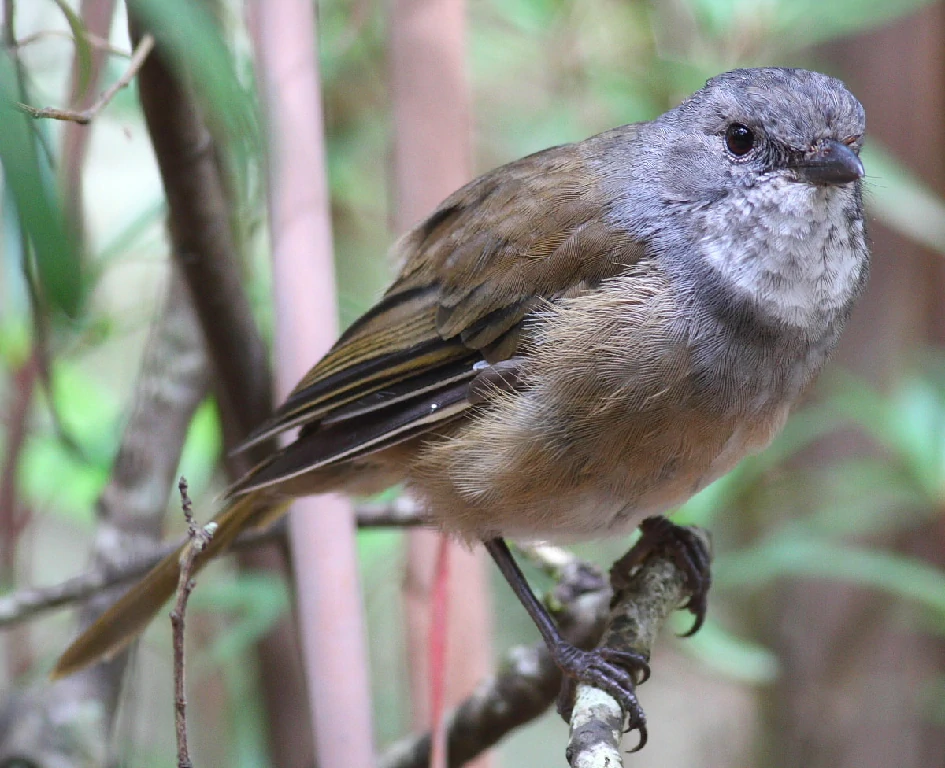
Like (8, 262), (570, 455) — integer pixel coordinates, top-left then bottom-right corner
(679, 617), (781, 684)
(863, 144), (945, 259)
(191, 572), (291, 666)
(683, 0), (938, 51)
(769, 0), (938, 49)
(0, 49), (83, 318)
(673, 365), (945, 685)
(717, 531), (945, 618)
(127, 0), (261, 173)
(19, 361), (120, 524)
(50, 0), (93, 100)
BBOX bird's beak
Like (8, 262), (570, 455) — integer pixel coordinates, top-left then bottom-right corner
(790, 139), (864, 186)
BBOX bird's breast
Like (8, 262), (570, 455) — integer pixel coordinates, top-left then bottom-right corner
(412, 263), (801, 540)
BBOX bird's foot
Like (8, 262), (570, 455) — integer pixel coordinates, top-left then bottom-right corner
(611, 515), (712, 636)
(554, 642), (649, 751)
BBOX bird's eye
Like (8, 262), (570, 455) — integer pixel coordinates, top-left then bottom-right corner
(725, 123), (755, 157)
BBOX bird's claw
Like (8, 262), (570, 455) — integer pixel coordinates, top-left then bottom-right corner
(554, 643), (649, 751)
(612, 515), (712, 637)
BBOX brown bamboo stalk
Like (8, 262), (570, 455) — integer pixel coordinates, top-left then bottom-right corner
(388, 5), (494, 764)
(247, 2), (375, 767)
(130, 12), (316, 765)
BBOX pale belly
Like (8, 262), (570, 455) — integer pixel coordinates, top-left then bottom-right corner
(443, 403), (792, 542)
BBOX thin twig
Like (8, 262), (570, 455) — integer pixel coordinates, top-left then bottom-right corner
(17, 33), (154, 123)
(13, 28), (132, 57)
(171, 478), (217, 768)
(0, 502), (428, 628)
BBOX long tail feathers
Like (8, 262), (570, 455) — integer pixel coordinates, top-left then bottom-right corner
(52, 491), (288, 679)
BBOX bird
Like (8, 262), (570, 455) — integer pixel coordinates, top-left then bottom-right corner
(54, 67), (868, 736)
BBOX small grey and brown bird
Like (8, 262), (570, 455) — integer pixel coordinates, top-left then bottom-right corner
(54, 67), (868, 730)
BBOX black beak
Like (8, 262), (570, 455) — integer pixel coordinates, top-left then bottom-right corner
(790, 139), (864, 186)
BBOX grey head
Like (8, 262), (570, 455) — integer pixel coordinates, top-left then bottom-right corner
(654, 67), (866, 196)
(610, 67), (869, 333)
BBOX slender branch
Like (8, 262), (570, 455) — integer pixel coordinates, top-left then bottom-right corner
(172, 478), (217, 768)
(129, 16), (272, 450)
(0, 268), (212, 765)
(131, 8), (311, 763)
(60, 0), (121, 249)
(0, 501), (428, 627)
(17, 34), (154, 124)
(0, 352), (39, 577)
(13, 28), (132, 57)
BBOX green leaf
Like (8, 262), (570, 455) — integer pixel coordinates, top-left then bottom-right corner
(675, 616), (780, 684)
(823, 372), (945, 503)
(861, 143), (945, 259)
(483, 0), (560, 35)
(176, 398), (223, 497)
(127, 0), (260, 160)
(717, 533), (945, 619)
(191, 572), (290, 665)
(803, 457), (929, 536)
(0, 316), (30, 367)
(51, 0), (94, 101)
(19, 361), (121, 523)
(771, 0), (939, 49)
(0, 50), (83, 317)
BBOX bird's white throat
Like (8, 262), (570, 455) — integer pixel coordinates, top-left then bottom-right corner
(701, 178), (866, 328)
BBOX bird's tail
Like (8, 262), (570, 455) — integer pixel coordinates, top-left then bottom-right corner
(52, 490), (289, 679)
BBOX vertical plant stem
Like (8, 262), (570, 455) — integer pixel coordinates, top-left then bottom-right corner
(0, 351), (39, 678)
(59, 0), (117, 242)
(389, 3), (493, 764)
(247, 1), (376, 766)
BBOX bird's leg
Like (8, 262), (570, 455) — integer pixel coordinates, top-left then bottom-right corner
(483, 538), (649, 735)
(609, 515), (712, 636)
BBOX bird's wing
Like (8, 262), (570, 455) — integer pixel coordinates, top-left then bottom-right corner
(229, 127), (644, 495)
(54, 126), (647, 679)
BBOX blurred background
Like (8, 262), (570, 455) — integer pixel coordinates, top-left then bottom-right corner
(2, 0), (945, 766)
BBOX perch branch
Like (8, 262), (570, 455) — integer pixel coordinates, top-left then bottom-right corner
(17, 34), (154, 124)
(567, 527), (712, 768)
(379, 548), (611, 768)
(0, 499), (428, 627)
(379, 528), (712, 768)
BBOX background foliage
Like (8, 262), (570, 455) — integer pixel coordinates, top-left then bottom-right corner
(2, 0), (945, 766)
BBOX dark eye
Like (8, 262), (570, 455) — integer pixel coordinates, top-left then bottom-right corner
(725, 123), (755, 156)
